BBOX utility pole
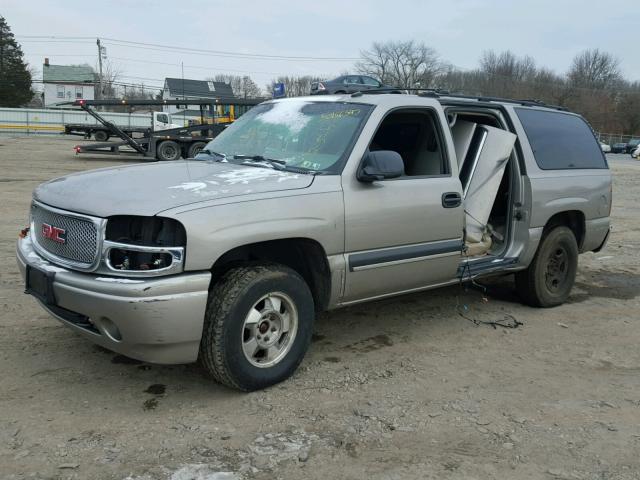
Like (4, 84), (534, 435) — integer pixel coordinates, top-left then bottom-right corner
(181, 61), (185, 125)
(96, 38), (103, 101)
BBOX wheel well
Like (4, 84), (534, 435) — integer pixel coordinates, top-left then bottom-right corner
(543, 210), (585, 249)
(210, 238), (331, 311)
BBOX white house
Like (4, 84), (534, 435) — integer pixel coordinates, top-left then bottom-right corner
(42, 59), (96, 107)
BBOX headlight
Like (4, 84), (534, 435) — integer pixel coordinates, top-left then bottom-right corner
(103, 216), (186, 276)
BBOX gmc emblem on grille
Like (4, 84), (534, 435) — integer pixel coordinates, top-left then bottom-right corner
(42, 223), (67, 244)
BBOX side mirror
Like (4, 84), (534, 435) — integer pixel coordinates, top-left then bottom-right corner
(357, 150), (405, 182)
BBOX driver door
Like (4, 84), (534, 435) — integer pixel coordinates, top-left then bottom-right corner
(342, 106), (464, 302)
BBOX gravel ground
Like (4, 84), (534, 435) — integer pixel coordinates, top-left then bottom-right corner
(1, 137), (639, 480)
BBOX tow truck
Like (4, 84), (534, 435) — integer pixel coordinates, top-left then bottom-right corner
(71, 98), (262, 161)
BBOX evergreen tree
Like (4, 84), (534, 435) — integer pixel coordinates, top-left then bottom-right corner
(0, 16), (33, 107)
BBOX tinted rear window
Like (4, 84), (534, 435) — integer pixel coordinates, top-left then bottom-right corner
(515, 108), (607, 170)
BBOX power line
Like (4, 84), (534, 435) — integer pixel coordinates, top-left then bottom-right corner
(109, 56), (286, 76)
(100, 40), (352, 62)
(23, 53), (319, 78)
(16, 35), (359, 61)
(16, 36), (96, 40)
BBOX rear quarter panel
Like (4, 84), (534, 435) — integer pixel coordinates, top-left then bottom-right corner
(507, 105), (612, 252)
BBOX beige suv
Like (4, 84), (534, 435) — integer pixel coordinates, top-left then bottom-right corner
(18, 92), (611, 391)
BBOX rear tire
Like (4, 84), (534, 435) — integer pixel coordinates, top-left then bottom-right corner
(199, 264), (315, 391)
(187, 141), (206, 158)
(94, 130), (109, 142)
(515, 226), (578, 307)
(156, 140), (181, 161)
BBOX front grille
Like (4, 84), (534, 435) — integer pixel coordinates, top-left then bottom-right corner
(31, 202), (99, 266)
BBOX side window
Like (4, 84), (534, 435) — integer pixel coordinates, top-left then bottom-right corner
(516, 108), (607, 169)
(369, 110), (447, 177)
(346, 76), (361, 85)
(157, 113), (168, 123)
(361, 76), (379, 86)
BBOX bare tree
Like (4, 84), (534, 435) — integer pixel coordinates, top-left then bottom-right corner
(435, 51), (576, 109)
(568, 49), (622, 90)
(99, 60), (121, 99)
(530, 67), (573, 106)
(209, 74), (262, 98)
(615, 82), (640, 135)
(469, 50), (541, 99)
(562, 50), (622, 132)
(480, 51), (537, 83)
(357, 40), (443, 88)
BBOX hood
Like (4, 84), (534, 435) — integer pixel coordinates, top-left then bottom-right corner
(34, 161), (314, 217)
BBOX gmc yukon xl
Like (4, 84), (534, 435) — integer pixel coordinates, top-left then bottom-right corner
(17, 92), (612, 391)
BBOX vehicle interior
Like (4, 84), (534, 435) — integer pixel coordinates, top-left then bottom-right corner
(449, 110), (516, 257)
(368, 110), (448, 176)
(369, 108), (517, 258)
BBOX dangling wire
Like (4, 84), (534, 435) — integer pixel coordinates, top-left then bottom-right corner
(456, 241), (522, 329)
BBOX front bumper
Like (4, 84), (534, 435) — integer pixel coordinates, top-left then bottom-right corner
(17, 234), (211, 364)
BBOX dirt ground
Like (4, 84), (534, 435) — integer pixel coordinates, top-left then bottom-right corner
(1, 136), (639, 480)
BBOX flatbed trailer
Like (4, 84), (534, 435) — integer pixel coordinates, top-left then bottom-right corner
(69, 98), (263, 161)
(64, 123), (150, 141)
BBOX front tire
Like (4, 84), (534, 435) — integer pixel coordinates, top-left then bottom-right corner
(515, 226), (578, 307)
(199, 264), (315, 391)
(94, 130), (109, 142)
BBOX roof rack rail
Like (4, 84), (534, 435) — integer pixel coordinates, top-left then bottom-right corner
(350, 87), (446, 97)
(349, 88), (568, 111)
(516, 98), (568, 111)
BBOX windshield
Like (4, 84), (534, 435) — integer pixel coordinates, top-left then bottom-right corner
(196, 100), (372, 173)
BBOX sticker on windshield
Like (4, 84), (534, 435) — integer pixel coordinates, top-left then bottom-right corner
(300, 160), (321, 170)
(320, 109), (363, 120)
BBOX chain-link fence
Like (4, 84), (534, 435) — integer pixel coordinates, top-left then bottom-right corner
(596, 132), (638, 146)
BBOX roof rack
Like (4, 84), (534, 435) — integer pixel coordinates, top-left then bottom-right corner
(439, 93), (568, 111)
(350, 88), (568, 111)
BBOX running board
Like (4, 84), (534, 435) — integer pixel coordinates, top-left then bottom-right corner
(457, 257), (519, 279)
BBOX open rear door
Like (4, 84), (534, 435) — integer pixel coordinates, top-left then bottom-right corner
(460, 125), (516, 244)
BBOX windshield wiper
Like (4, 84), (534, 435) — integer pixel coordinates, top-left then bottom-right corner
(233, 154), (287, 170)
(197, 149), (226, 161)
(233, 154), (286, 164)
(232, 154), (320, 175)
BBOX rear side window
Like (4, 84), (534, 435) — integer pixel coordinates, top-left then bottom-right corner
(515, 108), (607, 169)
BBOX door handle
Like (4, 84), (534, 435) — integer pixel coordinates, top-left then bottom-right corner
(442, 192), (462, 208)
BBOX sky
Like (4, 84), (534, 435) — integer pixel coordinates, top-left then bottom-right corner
(3, 0), (639, 94)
